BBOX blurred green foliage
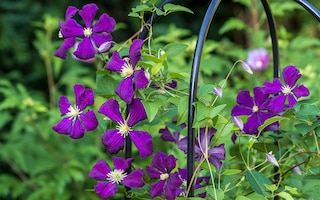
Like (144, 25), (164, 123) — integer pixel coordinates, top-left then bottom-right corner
(1, 0), (320, 199)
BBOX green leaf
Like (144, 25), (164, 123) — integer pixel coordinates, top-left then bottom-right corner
(210, 104), (226, 119)
(236, 196), (252, 200)
(312, 185), (320, 200)
(163, 43), (188, 57)
(295, 120), (320, 136)
(258, 116), (288, 132)
(163, 3), (193, 14)
(219, 18), (248, 35)
(264, 184), (278, 192)
(246, 169), (272, 195)
(234, 0), (251, 7)
(142, 98), (162, 122)
(285, 186), (299, 195)
(278, 191), (294, 200)
(95, 74), (117, 98)
(294, 103), (320, 115)
(177, 96), (189, 124)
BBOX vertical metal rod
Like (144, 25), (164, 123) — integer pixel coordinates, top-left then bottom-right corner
(295, 0), (320, 22)
(187, 0), (221, 197)
(261, 0), (279, 78)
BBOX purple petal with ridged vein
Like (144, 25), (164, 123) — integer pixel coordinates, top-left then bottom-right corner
(122, 169), (145, 188)
(69, 118), (85, 138)
(253, 87), (269, 107)
(208, 155), (223, 169)
(88, 160), (111, 180)
(52, 118), (72, 134)
(165, 172), (183, 200)
(198, 128), (215, 151)
(288, 94), (297, 108)
(231, 105), (253, 116)
(159, 127), (176, 142)
(178, 138), (187, 153)
(127, 98), (147, 127)
(269, 95), (286, 113)
(73, 37), (96, 60)
(134, 68), (149, 90)
(98, 99), (124, 123)
(61, 19), (84, 37)
(54, 37), (76, 59)
(293, 85), (309, 98)
(102, 130), (125, 154)
(65, 6), (78, 19)
(94, 181), (117, 199)
(92, 13), (116, 33)
(79, 3), (98, 27)
(208, 144), (225, 160)
(74, 84), (94, 111)
(150, 151), (166, 173)
(105, 51), (125, 72)
(236, 90), (254, 107)
(243, 113), (261, 134)
(164, 154), (177, 173)
(263, 78), (282, 94)
(283, 66), (301, 87)
(113, 157), (133, 171)
(150, 180), (165, 198)
(80, 110), (98, 131)
(130, 130), (153, 158)
(146, 166), (161, 179)
(129, 39), (143, 67)
(58, 96), (71, 116)
(91, 33), (112, 50)
(116, 77), (134, 104)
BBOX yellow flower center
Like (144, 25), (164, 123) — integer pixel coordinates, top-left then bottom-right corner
(252, 105), (259, 113)
(117, 122), (132, 137)
(83, 27), (93, 37)
(281, 85), (292, 95)
(120, 58), (134, 78)
(66, 105), (82, 121)
(160, 173), (169, 180)
(106, 169), (127, 184)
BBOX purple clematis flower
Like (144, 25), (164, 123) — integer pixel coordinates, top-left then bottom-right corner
(98, 98), (153, 158)
(178, 128), (225, 169)
(146, 151), (183, 200)
(159, 123), (185, 143)
(246, 48), (270, 71)
(105, 39), (149, 104)
(231, 87), (278, 135)
(56, 3), (116, 61)
(52, 84), (98, 139)
(88, 157), (144, 199)
(178, 168), (210, 198)
(263, 66), (310, 113)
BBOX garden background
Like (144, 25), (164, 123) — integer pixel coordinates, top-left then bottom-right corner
(1, 0), (320, 199)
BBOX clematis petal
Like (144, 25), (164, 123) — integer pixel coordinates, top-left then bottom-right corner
(54, 37), (76, 59)
(253, 87), (269, 107)
(159, 127), (176, 142)
(102, 130), (125, 154)
(263, 78), (283, 94)
(94, 181), (117, 199)
(150, 151), (167, 172)
(92, 13), (116, 33)
(243, 113), (261, 134)
(129, 39), (144, 67)
(177, 138), (187, 153)
(60, 19), (84, 37)
(74, 84), (94, 111)
(208, 155), (223, 169)
(198, 128), (215, 151)
(65, 6), (78, 20)
(164, 154), (177, 173)
(79, 3), (98, 27)
(58, 96), (71, 116)
(292, 85), (310, 98)
(105, 51), (125, 72)
(122, 168), (145, 188)
(231, 105), (253, 116)
(88, 160), (111, 180)
(146, 166), (161, 179)
(113, 156), (133, 171)
(283, 66), (301, 87)
(287, 94), (297, 108)
(150, 180), (165, 198)
(98, 99), (124, 124)
(236, 90), (254, 107)
(73, 37), (97, 60)
(134, 68), (149, 90)
(80, 110), (98, 131)
(130, 130), (153, 158)
(91, 33), (112, 52)
(269, 95), (286, 113)
(52, 118), (72, 135)
(127, 98), (147, 127)
(208, 144), (225, 160)
(116, 77), (134, 104)
(69, 117), (85, 138)
(165, 172), (183, 200)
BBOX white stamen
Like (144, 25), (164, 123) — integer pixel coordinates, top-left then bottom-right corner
(120, 58), (134, 78)
(252, 105), (259, 113)
(281, 85), (292, 95)
(160, 173), (169, 180)
(116, 122), (132, 137)
(83, 27), (93, 37)
(66, 105), (82, 121)
(106, 169), (127, 184)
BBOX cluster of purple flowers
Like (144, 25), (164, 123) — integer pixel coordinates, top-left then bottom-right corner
(231, 65), (309, 136)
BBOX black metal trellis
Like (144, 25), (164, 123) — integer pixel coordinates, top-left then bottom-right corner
(130, 0), (320, 198)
